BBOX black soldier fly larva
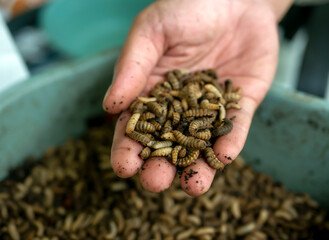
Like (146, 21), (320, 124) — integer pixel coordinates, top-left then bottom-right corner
(125, 69), (242, 170)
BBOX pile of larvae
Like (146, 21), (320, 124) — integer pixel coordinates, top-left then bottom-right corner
(125, 69), (242, 170)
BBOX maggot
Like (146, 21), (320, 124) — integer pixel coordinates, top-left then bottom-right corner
(139, 147), (151, 160)
(126, 113), (141, 134)
(171, 145), (183, 165)
(147, 102), (164, 117)
(224, 92), (242, 102)
(189, 118), (213, 135)
(177, 149), (200, 167)
(181, 98), (189, 111)
(187, 83), (199, 109)
(212, 118), (233, 138)
(173, 130), (207, 150)
(200, 99), (220, 110)
(127, 131), (151, 146)
(182, 109), (217, 119)
(218, 103), (226, 122)
(162, 119), (173, 135)
(204, 84), (224, 100)
(161, 132), (176, 141)
(172, 100), (183, 113)
(226, 102), (242, 110)
(151, 141), (173, 149)
(172, 112), (181, 126)
(167, 72), (181, 90)
(178, 148), (187, 158)
(204, 147), (225, 170)
(135, 121), (156, 133)
(150, 120), (162, 131)
(140, 112), (156, 121)
(194, 129), (212, 141)
(150, 147), (173, 157)
(129, 101), (146, 114)
(167, 105), (174, 119)
(137, 97), (157, 104)
(224, 79), (233, 93)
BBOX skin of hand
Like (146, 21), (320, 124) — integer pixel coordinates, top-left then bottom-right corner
(103, 0), (288, 196)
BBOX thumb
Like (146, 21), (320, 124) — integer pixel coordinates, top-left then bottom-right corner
(103, 9), (165, 114)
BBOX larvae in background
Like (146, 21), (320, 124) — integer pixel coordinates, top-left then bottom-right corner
(194, 129), (212, 141)
(226, 102), (242, 110)
(187, 83), (199, 109)
(177, 150), (200, 167)
(140, 112), (155, 121)
(181, 98), (189, 111)
(139, 147), (151, 160)
(172, 112), (181, 126)
(172, 145), (183, 165)
(127, 131), (151, 146)
(204, 92), (217, 101)
(212, 118), (233, 138)
(167, 105), (174, 119)
(189, 118), (213, 135)
(204, 84), (224, 101)
(135, 121), (156, 133)
(151, 141), (173, 149)
(126, 113), (141, 134)
(162, 120), (173, 134)
(182, 109), (217, 119)
(147, 102), (164, 117)
(130, 101), (146, 114)
(204, 147), (225, 170)
(167, 72), (181, 90)
(162, 81), (172, 91)
(150, 147), (173, 157)
(173, 131), (207, 150)
(225, 79), (233, 93)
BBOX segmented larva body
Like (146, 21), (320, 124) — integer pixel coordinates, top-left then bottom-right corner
(212, 118), (233, 138)
(167, 105), (174, 119)
(178, 148), (187, 158)
(177, 150), (200, 167)
(167, 72), (181, 90)
(194, 129), (212, 140)
(226, 102), (242, 110)
(182, 109), (217, 119)
(200, 99), (220, 110)
(187, 83), (198, 109)
(218, 104), (226, 122)
(144, 133), (155, 141)
(147, 102), (164, 117)
(172, 112), (181, 126)
(151, 141), (173, 149)
(129, 101), (146, 114)
(135, 121), (156, 133)
(181, 98), (189, 111)
(204, 147), (224, 170)
(140, 112), (156, 121)
(161, 132), (176, 141)
(173, 130), (207, 150)
(224, 92), (242, 102)
(204, 92), (217, 100)
(189, 118), (213, 135)
(150, 147), (173, 157)
(126, 113), (141, 134)
(137, 97), (157, 104)
(171, 145), (182, 165)
(139, 147), (151, 160)
(172, 100), (183, 113)
(150, 120), (162, 131)
(162, 120), (172, 135)
(127, 131), (151, 146)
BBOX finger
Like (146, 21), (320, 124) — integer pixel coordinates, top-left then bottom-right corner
(181, 158), (216, 196)
(213, 95), (257, 165)
(140, 157), (176, 193)
(111, 111), (144, 178)
(103, 7), (165, 114)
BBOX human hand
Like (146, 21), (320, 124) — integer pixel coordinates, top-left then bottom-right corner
(103, 0), (281, 196)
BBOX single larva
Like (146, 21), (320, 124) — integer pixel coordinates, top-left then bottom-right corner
(181, 98), (189, 111)
(127, 131), (151, 146)
(194, 129), (212, 141)
(162, 120), (173, 135)
(129, 101), (146, 114)
(224, 92), (242, 102)
(167, 105), (174, 119)
(139, 147), (151, 160)
(225, 79), (233, 93)
(167, 72), (181, 90)
(172, 100), (183, 113)
(177, 149), (200, 167)
(140, 112), (156, 121)
(204, 84), (224, 100)
(204, 92), (217, 100)
(189, 118), (213, 135)
(150, 120), (162, 131)
(137, 97), (157, 104)
(151, 141), (173, 149)
(150, 147), (173, 157)
(161, 132), (176, 141)
(218, 103), (226, 122)
(135, 121), (156, 133)
(200, 99), (220, 110)
(187, 83), (198, 109)
(173, 130), (207, 150)
(147, 102), (164, 117)
(212, 118), (233, 138)
(226, 102), (242, 110)
(178, 147), (187, 158)
(172, 112), (181, 126)
(204, 147), (225, 170)
(171, 145), (183, 165)
(126, 113), (141, 134)
(182, 109), (217, 119)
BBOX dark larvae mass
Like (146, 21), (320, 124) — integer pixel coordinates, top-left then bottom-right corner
(125, 69), (242, 170)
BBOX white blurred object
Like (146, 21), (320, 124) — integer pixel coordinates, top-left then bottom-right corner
(0, 14), (29, 92)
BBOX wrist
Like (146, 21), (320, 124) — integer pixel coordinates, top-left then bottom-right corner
(261, 0), (294, 21)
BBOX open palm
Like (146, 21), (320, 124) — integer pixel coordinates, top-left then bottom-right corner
(103, 0), (279, 196)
